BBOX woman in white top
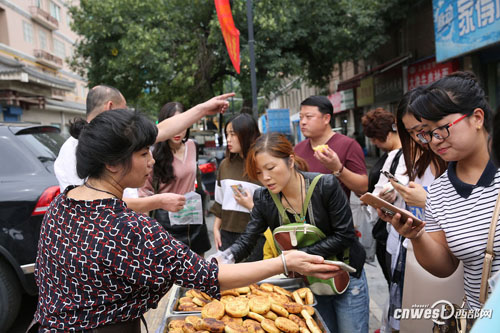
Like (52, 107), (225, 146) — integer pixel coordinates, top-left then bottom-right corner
(379, 72), (499, 311)
(391, 87), (464, 332)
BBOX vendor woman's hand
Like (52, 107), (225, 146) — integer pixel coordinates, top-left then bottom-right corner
(376, 208), (426, 240)
(283, 250), (343, 280)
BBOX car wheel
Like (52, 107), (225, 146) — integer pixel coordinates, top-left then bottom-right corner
(0, 258), (22, 332)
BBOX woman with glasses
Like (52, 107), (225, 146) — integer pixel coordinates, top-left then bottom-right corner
(378, 71), (499, 311)
(391, 87), (464, 332)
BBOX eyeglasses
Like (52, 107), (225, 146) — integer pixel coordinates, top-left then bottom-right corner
(416, 114), (468, 144)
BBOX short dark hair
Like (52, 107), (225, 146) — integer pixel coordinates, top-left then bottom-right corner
(70, 109), (157, 179)
(410, 71), (493, 133)
(153, 102), (187, 185)
(396, 87), (447, 180)
(361, 108), (396, 141)
(86, 85), (123, 116)
(300, 96), (334, 126)
(225, 113), (260, 160)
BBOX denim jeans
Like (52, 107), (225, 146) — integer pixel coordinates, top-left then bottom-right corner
(314, 269), (370, 333)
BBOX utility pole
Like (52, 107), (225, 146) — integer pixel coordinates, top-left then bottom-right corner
(246, 0), (258, 120)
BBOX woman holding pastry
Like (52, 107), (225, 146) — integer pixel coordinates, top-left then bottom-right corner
(32, 108), (339, 332)
(226, 133), (369, 332)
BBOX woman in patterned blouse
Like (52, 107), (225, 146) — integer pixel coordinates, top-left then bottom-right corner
(33, 108), (340, 332)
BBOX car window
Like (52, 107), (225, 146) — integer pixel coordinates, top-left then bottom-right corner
(16, 131), (65, 164)
(0, 136), (37, 176)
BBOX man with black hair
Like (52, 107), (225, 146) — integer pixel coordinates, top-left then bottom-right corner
(54, 84), (232, 213)
(294, 95), (368, 198)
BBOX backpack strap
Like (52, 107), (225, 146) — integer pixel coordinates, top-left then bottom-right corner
(270, 174), (323, 225)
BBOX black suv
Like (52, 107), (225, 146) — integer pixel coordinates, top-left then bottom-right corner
(0, 124), (65, 331)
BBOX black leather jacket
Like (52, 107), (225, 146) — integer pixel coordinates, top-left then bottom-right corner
(229, 172), (366, 278)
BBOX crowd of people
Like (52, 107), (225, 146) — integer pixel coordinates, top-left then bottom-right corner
(31, 70), (500, 333)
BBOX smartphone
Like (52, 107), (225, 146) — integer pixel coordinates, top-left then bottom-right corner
(323, 260), (357, 273)
(359, 193), (424, 227)
(381, 170), (405, 185)
(230, 184), (246, 197)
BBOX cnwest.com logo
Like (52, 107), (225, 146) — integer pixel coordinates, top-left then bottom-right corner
(393, 300), (493, 324)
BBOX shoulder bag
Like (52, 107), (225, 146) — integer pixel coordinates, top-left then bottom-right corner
(270, 174), (351, 295)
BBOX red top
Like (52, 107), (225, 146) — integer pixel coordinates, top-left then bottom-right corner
(34, 188), (220, 331)
(294, 133), (367, 198)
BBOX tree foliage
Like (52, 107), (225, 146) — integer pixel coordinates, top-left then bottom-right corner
(70, 0), (408, 115)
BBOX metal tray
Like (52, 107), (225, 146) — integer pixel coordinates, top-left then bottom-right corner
(168, 277), (316, 315)
(159, 308), (331, 333)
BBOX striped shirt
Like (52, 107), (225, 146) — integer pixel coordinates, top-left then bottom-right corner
(425, 160), (500, 309)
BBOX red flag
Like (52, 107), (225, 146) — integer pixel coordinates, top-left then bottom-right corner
(214, 0), (240, 74)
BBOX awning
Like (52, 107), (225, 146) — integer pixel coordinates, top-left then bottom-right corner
(45, 98), (86, 114)
(0, 55), (75, 91)
(337, 54), (412, 91)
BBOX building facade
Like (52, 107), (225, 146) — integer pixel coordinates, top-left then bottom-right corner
(0, 0), (86, 135)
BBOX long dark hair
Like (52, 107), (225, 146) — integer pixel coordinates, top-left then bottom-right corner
(246, 133), (308, 181)
(70, 109), (157, 179)
(397, 87), (447, 180)
(225, 113), (261, 160)
(152, 102), (189, 185)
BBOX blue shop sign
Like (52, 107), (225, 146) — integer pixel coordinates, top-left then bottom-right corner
(433, 0), (500, 62)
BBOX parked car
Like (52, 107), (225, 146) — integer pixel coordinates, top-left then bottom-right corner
(0, 123), (65, 331)
(198, 155), (217, 199)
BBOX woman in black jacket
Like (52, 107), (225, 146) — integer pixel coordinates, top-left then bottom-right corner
(228, 133), (369, 333)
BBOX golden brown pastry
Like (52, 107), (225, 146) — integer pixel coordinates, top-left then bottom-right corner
(243, 319), (265, 333)
(247, 311), (265, 323)
(225, 297), (249, 318)
(295, 288), (309, 298)
(288, 314), (306, 328)
(299, 327), (312, 333)
(220, 315), (243, 325)
(201, 300), (225, 319)
(168, 319), (185, 330)
(275, 317), (300, 333)
(263, 311), (278, 320)
(223, 321), (247, 333)
(273, 285), (293, 298)
(178, 303), (202, 312)
(270, 303), (289, 317)
(220, 295), (236, 305)
(201, 291), (213, 301)
(260, 318), (280, 333)
(249, 296), (271, 314)
(192, 297), (210, 307)
(283, 302), (303, 314)
(304, 290), (314, 305)
(292, 291), (304, 305)
(303, 305), (315, 317)
(305, 317), (322, 333)
(221, 289), (240, 297)
(185, 289), (197, 298)
(259, 283), (275, 292)
(182, 322), (197, 333)
(269, 292), (290, 306)
(179, 296), (194, 304)
(235, 286), (250, 294)
(185, 315), (203, 328)
(200, 318), (225, 333)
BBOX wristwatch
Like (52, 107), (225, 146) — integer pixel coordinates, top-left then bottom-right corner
(333, 164), (344, 177)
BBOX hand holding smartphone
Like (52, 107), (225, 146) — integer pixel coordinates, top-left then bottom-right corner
(381, 170), (406, 186)
(359, 193), (424, 227)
